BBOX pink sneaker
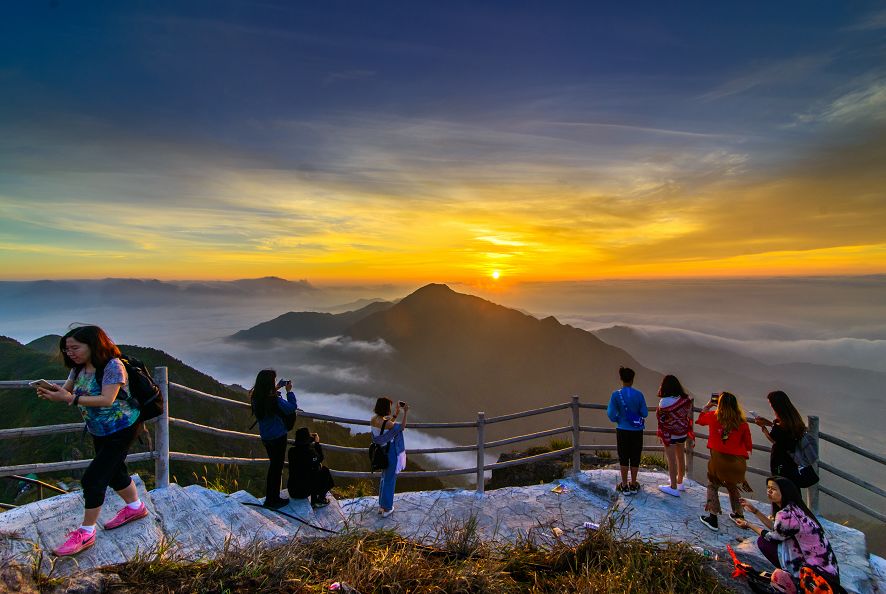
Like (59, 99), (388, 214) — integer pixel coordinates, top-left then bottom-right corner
(53, 528), (96, 556)
(105, 502), (148, 530)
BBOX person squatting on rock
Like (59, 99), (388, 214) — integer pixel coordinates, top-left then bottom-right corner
(250, 369), (298, 509)
(35, 325), (148, 556)
(655, 374), (694, 497)
(606, 366), (648, 495)
(735, 476), (843, 594)
(370, 397), (408, 517)
(697, 391), (753, 531)
(287, 427), (334, 508)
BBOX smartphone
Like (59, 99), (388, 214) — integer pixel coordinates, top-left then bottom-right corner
(398, 400), (406, 408)
(29, 379), (56, 390)
(748, 410), (758, 420)
(709, 393), (719, 403)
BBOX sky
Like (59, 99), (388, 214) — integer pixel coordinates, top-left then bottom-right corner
(1, 1), (885, 282)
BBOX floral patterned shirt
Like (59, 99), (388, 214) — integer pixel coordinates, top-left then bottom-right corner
(762, 503), (840, 581)
(67, 358), (141, 436)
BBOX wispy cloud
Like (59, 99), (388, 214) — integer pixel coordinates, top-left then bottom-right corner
(794, 79), (886, 125)
(841, 7), (886, 31)
(698, 54), (833, 101)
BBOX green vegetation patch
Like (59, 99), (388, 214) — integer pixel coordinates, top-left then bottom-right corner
(101, 520), (731, 593)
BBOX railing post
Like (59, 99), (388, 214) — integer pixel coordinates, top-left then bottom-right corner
(806, 415), (819, 513)
(153, 366), (170, 489)
(476, 412), (485, 495)
(686, 407), (696, 477)
(571, 396), (581, 475)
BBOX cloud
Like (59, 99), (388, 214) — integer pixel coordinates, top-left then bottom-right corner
(316, 336), (394, 355)
(842, 7), (886, 31)
(699, 54), (833, 101)
(794, 79), (886, 125)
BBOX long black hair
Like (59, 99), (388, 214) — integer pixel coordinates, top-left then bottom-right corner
(59, 325), (121, 373)
(250, 369), (278, 420)
(769, 475), (822, 529)
(658, 374), (688, 398)
(767, 391), (806, 440)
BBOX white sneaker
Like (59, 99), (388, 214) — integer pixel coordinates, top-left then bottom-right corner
(677, 483), (686, 492)
(381, 507), (394, 518)
(659, 485), (681, 497)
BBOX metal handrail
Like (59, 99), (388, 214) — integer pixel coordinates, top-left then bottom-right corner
(2, 373), (883, 524)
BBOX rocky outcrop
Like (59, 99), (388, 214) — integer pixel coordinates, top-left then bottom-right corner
(0, 470), (880, 593)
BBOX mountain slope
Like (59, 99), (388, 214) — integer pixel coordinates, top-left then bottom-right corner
(230, 301), (393, 342)
(343, 284), (661, 434)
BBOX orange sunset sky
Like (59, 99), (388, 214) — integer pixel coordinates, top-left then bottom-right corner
(1, 3), (885, 283)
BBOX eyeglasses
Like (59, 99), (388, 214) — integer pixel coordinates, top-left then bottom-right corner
(63, 346), (84, 354)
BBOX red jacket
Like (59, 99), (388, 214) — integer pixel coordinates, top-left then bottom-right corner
(696, 411), (752, 458)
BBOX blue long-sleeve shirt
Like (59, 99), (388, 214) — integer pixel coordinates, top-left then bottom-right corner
(607, 386), (648, 431)
(257, 390), (298, 440)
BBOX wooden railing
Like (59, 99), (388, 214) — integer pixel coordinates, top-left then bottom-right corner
(1, 369), (884, 523)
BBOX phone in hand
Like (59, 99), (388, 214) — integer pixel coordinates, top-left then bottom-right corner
(29, 379), (56, 390)
(398, 400), (406, 408)
(709, 393), (719, 404)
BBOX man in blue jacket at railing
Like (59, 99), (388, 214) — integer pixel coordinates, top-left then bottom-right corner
(607, 366), (648, 496)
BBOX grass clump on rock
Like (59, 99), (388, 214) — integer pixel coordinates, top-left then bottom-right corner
(99, 518), (733, 594)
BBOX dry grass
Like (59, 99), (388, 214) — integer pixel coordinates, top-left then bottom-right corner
(98, 517), (733, 594)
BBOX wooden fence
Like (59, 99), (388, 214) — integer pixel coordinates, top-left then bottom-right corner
(1, 368), (883, 523)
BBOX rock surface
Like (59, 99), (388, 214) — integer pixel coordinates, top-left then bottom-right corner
(0, 469), (878, 593)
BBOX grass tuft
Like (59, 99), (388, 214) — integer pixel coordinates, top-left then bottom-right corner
(95, 515), (733, 593)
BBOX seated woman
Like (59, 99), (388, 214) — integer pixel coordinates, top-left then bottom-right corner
(287, 427), (335, 508)
(736, 476), (842, 594)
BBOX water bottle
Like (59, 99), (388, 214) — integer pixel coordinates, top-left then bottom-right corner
(691, 546), (719, 560)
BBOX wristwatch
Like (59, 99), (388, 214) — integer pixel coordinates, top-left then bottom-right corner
(72, 394), (81, 406)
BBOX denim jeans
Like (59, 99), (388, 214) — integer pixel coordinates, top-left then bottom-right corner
(378, 447), (398, 511)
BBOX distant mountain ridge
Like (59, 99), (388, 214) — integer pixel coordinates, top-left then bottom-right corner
(343, 284), (660, 427)
(230, 301), (393, 342)
(229, 283), (661, 439)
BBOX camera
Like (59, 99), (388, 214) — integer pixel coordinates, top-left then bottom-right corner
(398, 400), (407, 408)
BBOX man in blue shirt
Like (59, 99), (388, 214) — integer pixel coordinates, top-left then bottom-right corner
(607, 366), (648, 495)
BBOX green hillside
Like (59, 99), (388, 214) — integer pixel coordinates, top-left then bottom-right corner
(0, 336), (441, 505)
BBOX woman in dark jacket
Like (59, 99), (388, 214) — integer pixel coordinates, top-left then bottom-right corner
(288, 427), (334, 508)
(754, 390), (807, 485)
(250, 369), (298, 509)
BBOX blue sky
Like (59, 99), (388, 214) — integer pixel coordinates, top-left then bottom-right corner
(1, 1), (884, 280)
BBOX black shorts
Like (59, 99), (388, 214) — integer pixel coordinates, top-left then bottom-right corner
(669, 436), (688, 444)
(616, 429), (644, 467)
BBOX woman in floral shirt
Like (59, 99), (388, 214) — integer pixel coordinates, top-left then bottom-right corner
(736, 476), (841, 593)
(35, 325), (148, 556)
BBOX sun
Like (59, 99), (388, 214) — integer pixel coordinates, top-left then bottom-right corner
(491, 270), (501, 280)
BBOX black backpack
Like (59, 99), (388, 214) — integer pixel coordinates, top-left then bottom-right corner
(96, 355), (164, 422)
(278, 400), (297, 432)
(368, 422), (391, 471)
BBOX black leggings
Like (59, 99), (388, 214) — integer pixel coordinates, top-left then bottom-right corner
(263, 436), (288, 503)
(82, 422), (142, 509)
(616, 429), (644, 467)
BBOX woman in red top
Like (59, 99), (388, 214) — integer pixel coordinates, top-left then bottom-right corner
(697, 391), (752, 532)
